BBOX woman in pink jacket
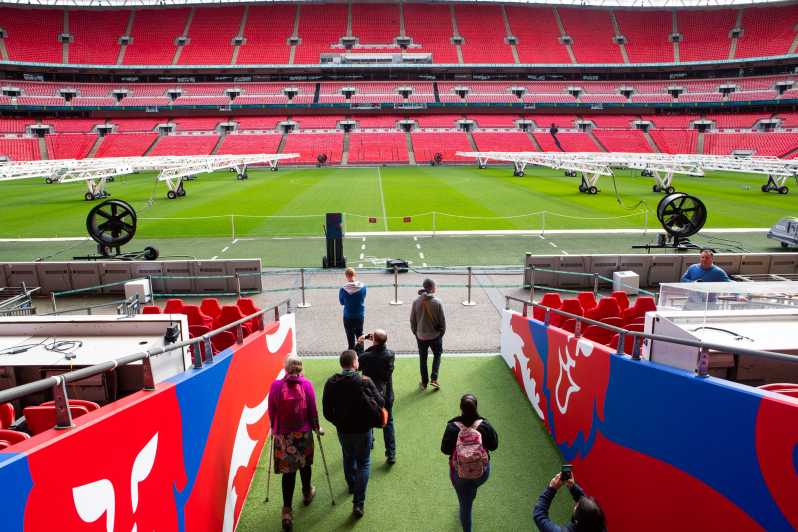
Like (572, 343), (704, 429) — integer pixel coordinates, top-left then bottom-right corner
(268, 355), (321, 531)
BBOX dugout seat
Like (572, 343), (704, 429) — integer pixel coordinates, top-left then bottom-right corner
(586, 297), (621, 322)
(610, 291), (630, 311)
(622, 296), (657, 324)
(0, 403), (14, 429)
(562, 319), (577, 333)
(142, 305), (162, 315)
(23, 405), (90, 435)
(551, 299), (583, 328)
(200, 298), (223, 319)
(611, 333), (641, 355)
(236, 298), (263, 330)
(183, 305), (213, 329)
(215, 305), (254, 336)
(0, 429), (29, 446)
(583, 325), (614, 346)
(533, 293), (562, 321)
(577, 292), (598, 312)
(41, 399), (101, 412)
(211, 331), (237, 353)
(163, 298), (185, 314)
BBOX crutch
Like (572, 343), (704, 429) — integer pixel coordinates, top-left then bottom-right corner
(315, 429), (336, 505)
(263, 432), (275, 503)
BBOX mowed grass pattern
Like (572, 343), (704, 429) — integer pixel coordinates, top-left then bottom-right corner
(0, 165), (793, 238)
(237, 357), (573, 532)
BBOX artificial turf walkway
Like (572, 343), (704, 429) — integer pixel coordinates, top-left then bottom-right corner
(238, 356), (572, 531)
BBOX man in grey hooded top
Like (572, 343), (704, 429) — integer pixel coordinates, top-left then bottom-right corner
(410, 278), (446, 390)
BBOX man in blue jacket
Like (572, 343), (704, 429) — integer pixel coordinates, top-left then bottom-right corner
(339, 267), (367, 353)
(681, 249), (731, 283)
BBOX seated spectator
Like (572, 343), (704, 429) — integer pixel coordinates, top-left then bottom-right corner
(533, 472), (605, 532)
(680, 249), (730, 283)
(441, 394), (499, 532)
(268, 355), (320, 531)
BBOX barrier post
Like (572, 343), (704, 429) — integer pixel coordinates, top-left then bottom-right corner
(593, 273), (599, 297)
(51, 292), (57, 313)
(235, 273), (242, 299)
(389, 266), (403, 305)
(461, 266), (476, 306)
(524, 252), (531, 288)
(544, 308), (551, 326)
(231, 214), (236, 241)
(530, 265), (536, 302)
(643, 209), (649, 235)
(631, 336), (642, 360)
(296, 268), (312, 308)
(696, 346), (710, 378)
(615, 331), (626, 355)
(574, 318), (582, 338)
(52, 377), (74, 430)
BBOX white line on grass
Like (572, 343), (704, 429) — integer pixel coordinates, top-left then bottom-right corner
(361, 244), (366, 250)
(376, 167), (388, 231)
(211, 255), (218, 260)
(549, 242), (558, 248)
(419, 252), (425, 259)
(222, 246), (229, 253)
(360, 253), (364, 259)
(561, 250), (569, 255)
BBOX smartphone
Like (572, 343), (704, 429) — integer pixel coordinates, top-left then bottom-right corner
(365, 333), (374, 341)
(561, 464), (572, 481)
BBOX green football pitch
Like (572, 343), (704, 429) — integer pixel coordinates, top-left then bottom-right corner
(0, 165), (793, 264)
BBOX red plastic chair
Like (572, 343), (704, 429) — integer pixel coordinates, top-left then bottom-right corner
(533, 293), (562, 321)
(0, 403), (14, 429)
(626, 321), (645, 332)
(41, 399), (101, 412)
(562, 319), (577, 333)
(183, 305), (213, 329)
(214, 305), (254, 336)
(163, 298), (185, 315)
(577, 292), (597, 312)
(189, 325), (211, 338)
(200, 298), (223, 319)
(236, 297), (263, 330)
(623, 296), (657, 324)
(610, 333), (637, 355)
(610, 291), (630, 311)
(551, 299), (583, 328)
(586, 297), (621, 321)
(211, 331), (237, 353)
(599, 316), (624, 328)
(23, 405), (90, 435)
(0, 429), (30, 445)
(141, 305), (162, 315)
(583, 325), (615, 346)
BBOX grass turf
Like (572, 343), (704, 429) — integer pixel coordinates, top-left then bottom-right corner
(237, 356), (572, 531)
(0, 166), (794, 239)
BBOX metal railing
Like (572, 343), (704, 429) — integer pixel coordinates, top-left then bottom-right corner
(0, 284), (39, 316)
(45, 294), (142, 317)
(0, 298), (291, 431)
(505, 295), (798, 376)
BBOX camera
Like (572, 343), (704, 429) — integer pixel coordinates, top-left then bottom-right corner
(365, 333), (374, 341)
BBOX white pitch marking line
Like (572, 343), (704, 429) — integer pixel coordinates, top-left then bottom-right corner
(538, 235), (546, 240)
(377, 167), (388, 231)
(416, 243), (421, 249)
(360, 253), (364, 259)
(561, 250), (570, 255)
(362, 237), (366, 242)
(358, 263), (363, 268)
(211, 255), (218, 260)
(422, 262), (428, 267)
(549, 242), (558, 248)
(361, 244), (366, 250)
(413, 236), (418, 241)
(222, 246), (230, 253)
(232, 239), (239, 245)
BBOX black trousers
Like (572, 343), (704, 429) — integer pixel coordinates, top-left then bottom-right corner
(417, 336), (443, 384)
(343, 317), (364, 353)
(282, 465), (312, 508)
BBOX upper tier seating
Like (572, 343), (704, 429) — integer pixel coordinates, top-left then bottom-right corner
(403, 4), (459, 63)
(559, 8), (622, 64)
(179, 6), (243, 65)
(677, 10), (735, 62)
(0, 7), (62, 63)
(123, 8), (190, 65)
(455, 5), (514, 64)
(615, 10), (674, 63)
(735, 5), (798, 59)
(351, 3), (400, 44)
(294, 3), (347, 64)
(236, 6), (293, 64)
(69, 10), (129, 64)
(506, 7), (571, 64)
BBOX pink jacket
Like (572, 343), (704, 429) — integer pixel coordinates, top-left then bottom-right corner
(268, 374), (319, 435)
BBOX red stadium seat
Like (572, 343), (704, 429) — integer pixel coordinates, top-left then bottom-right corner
(214, 305), (254, 336)
(610, 291), (630, 311)
(23, 405), (90, 435)
(0, 403), (14, 429)
(533, 293), (562, 321)
(586, 297), (621, 321)
(610, 333), (637, 355)
(200, 298), (223, 319)
(189, 325), (211, 338)
(583, 325), (615, 346)
(626, 321), (645, 332)
(577, 292), (597, 312)
(0, 429), (29, 446)
(236, 298), (263, 330)
(551, 299), (583, 328)
(211, 331), (237, 353)
(142, 305), (162, 315)
(562, 319), (577, 334)
(182, 305), (213, 329)
(163, 298), (185, 314)
(599, 317), (624, 328)
(41, 399), (101, 412)
(622, 296), (657, 324)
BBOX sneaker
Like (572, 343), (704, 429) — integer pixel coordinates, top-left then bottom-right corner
(430, 380), (440, 390)
(419, 382), (428, 390)
(386, 455), (396, 465)
(352, 505), (364, 519)
(302, 486), (316, 506)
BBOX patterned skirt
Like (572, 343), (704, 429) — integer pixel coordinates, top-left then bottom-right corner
(273, 430), (315, 474)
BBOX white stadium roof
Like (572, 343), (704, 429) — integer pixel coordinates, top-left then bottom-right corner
(0, 0), (795, 8)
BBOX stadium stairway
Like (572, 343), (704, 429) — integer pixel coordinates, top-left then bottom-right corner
(405, 131), (416, 164)
(341, 130), (350, 165)
(609, 11), (630, 64)
(171, 7), (195, 65)
(229, 5), (248, 65)
(588, 130), (608, 152)
(643, 130), (661, 153)
(115, 11), (135, 65)
(276, 132), (287, 154)
(210, 131), (226, 155)
(37, 137), (48, 160)
(86, 136), (104, 158)
(501, 5), (520, 64)
(527, 131), (543, 151)
(143, 135), (161, 156)
(466, 129), (479, 151)
(697, 131), (705, 155)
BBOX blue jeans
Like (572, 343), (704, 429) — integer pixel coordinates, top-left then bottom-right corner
(337, 431), (372, 507)
(417, 336), (443, 385)
(450, 462), (490, 532)
(343, 317), (364, 352)
(383, 398), (395, 459)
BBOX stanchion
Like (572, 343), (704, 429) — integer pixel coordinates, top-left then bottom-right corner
(235, 273), (242, 299)
(462, 266), (476, 306)
(389, 265), (403, 305)
(296, 268), (312, 308)
(530, 265), (536, 302)
(593, 273), (599, 297)
(51, 292), (57, 313)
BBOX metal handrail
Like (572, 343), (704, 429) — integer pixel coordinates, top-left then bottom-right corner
(0, 299), (291, 417)
(505, 295), (798, 368)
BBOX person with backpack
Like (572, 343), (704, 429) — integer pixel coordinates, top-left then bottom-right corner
(339, 267), (367, 353)
(410, 278), (446, 390)
(322, 350), (385, 518)
(441, 394), (499, 532)
(533, 471), (606, 532)
(267, 355), (321, 531)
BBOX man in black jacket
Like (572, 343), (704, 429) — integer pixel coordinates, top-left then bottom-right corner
(533, 472), (605, 532)
(358, 329), (396, 464)
(322, 350), (384, 518)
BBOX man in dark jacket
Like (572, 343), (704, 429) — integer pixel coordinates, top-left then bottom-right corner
(339, 267), (367, 353)
(322, 350), (384, 518)
(358, 329), (396, 464)
(533, 472), (605, 532)
(410, 278), (446, 390)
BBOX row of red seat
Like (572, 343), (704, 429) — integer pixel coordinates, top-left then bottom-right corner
(0, 399), (102, 449)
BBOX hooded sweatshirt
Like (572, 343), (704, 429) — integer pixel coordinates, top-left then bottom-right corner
(410, 291), (446, 341)
(339, 281), (367, 319)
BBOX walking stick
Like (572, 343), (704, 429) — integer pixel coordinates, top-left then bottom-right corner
(264, 432), (274, 503)
(315, 429), (336, 505)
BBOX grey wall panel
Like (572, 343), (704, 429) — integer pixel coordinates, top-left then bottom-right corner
(769, 254), (798, 274)
(193, 261), (228, 293)
(130, 262), (165, 293)
(6, 263), (39, 291)
(35, 262), (72, 295)
(556, 256), (591, 289)
(739, 254), (772, 275)
(712, 254), (742, 276)
(68, 263), (101, 292)
(648, 256), (683, 286)
(524, 255), (558, 288)
(587, 256), (620, 287)
(100, 263), (133, 295)
(163, 261), (194, 294)
(617, 255), (652, 287)
(228, 260), (263, 293)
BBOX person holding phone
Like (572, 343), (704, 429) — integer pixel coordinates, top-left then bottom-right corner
(357, 329), (396, 464)
(533, 469), (606, 532)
